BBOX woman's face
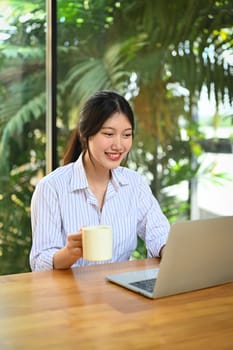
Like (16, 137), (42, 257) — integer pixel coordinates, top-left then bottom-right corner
(87, 112), (133, 170)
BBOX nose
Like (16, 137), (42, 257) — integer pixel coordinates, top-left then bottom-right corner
(112, 135), (122, 150)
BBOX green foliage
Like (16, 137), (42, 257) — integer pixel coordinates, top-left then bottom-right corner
(0, 93), (46, 173)
(132, 237), (147, 260)
(0, 166), (36, 274)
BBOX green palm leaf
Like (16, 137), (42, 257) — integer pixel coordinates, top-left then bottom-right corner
(0, 92), (45, 173)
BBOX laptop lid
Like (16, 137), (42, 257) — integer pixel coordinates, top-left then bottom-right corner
(106, 216), (233, 299)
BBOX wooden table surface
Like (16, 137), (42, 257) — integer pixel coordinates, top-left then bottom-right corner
(0, 258), (233, 349)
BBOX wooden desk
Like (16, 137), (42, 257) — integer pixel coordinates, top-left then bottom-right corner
(0, 259), (232, 349)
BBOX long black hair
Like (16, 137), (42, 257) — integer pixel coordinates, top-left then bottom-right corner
(63, 90), (135, 165)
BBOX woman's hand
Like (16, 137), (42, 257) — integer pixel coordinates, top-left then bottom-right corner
(65, 231), (83, 261)
(53, 230), (83, 269)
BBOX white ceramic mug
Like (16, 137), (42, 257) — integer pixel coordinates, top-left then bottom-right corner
(82, 225), (113, 261)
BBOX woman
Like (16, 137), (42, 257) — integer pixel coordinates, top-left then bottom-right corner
(30, 90), (170, 271)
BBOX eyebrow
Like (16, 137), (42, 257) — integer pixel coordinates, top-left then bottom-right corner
(101, 126), (133, 131)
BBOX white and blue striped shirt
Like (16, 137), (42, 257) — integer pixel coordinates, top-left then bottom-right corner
(30, 155), (170, 271)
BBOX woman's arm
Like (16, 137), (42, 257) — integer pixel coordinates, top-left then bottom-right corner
(30, 180), (83, 271)
(137, 178), (170, 258)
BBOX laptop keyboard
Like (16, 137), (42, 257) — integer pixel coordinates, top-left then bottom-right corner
(129, 278), (156, 293)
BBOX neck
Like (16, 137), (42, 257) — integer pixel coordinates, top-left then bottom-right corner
(82, 152), (110, 210)
(83, 152), (110, 185)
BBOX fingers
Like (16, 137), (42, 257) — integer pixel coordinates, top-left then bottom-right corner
(68, 231), (82, 241)
(64, 230), (83, 261)
(73, 247), (83, 257)
(66, 231), (82, 254)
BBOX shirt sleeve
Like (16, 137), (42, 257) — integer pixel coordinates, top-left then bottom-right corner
(29, 180), (64, 271)
(136, 177), (170, 257)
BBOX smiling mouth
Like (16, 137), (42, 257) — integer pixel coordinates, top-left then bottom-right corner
(105, 152), (122, 161)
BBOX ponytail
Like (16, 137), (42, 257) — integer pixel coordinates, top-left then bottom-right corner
(63, 129), (82, 165)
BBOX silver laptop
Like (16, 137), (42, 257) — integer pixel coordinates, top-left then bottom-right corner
(106, 216), (233, 299)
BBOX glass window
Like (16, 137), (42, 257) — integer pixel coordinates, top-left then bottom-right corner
(55, 0), (233, 222)
(0, 1), (46, 274)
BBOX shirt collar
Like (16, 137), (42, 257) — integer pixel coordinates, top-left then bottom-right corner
(111, 166), (130, 189)
(70, 154), (88, 191)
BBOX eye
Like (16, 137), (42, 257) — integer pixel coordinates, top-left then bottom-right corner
(103, 132), (113, 137)
(122, 133), (132, 138)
